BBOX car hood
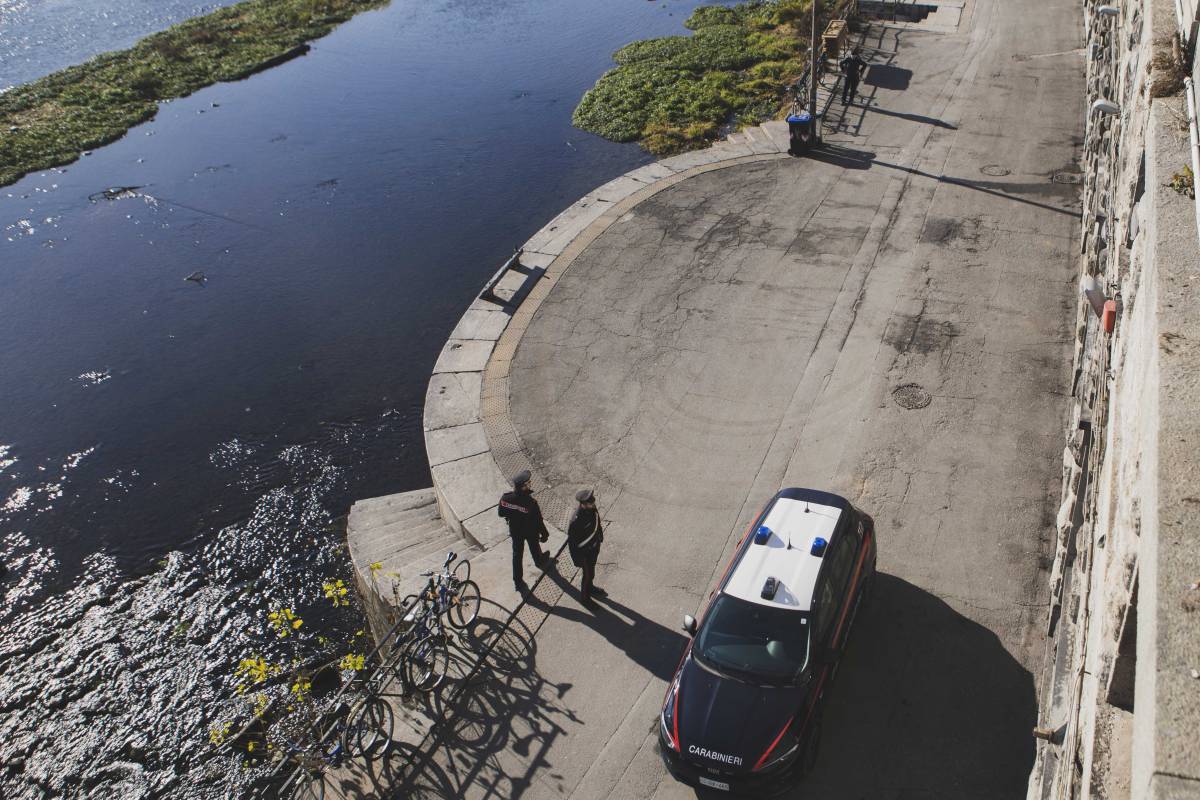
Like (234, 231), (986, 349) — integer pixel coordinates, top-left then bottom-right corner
(676, 656), (808, 772)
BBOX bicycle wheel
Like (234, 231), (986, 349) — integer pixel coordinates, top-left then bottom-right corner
(448, 579), (481, 629)
(453, 558), (471, 584)
(403, 636), (448, 692)
(295, 770), (325, 800)
(343, 696), (395, 760)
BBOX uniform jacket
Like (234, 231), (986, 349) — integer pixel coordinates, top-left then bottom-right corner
(498, 489), (550, 541)
(840, 54), (866, 80)
(567, 506), (604, 566)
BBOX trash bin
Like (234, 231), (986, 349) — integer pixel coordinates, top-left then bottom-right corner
(787, 110), (821, 154)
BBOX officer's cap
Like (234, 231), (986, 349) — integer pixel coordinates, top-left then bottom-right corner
(575, 488), (595, 503)
(511, 469), (532, 487)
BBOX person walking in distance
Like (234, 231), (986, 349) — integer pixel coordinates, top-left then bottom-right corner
(567, 489), (605, 603)
(840, 47), (868, 104)
(498, 470), (550, 594)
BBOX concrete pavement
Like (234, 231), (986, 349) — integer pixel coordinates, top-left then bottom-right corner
(406, 0), (1086, 797)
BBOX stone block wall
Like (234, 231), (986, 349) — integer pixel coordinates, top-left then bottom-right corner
(1030, 1), (1200, 798)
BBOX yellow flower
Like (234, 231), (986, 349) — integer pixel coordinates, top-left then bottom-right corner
(322, 579), (350, 607)
(235, 656), (278, 684)
(267, 607), (302, 638)
(209, 721), (232, 746)
(339, 653), (366, 672)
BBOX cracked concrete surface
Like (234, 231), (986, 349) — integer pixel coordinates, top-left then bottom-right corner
(413, 0), (1086, 797)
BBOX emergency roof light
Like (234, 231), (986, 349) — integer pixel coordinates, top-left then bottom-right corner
(754, 525), (772, 545)
(810, 537), (828, 557)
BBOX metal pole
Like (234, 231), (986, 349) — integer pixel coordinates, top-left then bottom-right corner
(810, 0), (819, 118)
(1184, 77), (1200, 244)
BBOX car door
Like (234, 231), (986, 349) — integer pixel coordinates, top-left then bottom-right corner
(822, 523), (860, 652)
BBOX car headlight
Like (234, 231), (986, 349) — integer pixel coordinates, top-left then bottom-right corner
(752, 717), (798, 772)
(757, 734), (799, 771)
(660, 677), (680, 752)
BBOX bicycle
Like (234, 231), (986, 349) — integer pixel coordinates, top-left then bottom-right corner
(282, 697), (395, 800)
(363, 552), (480, 699)
(421, 551), (481, 630)
(361, 600), (448, 697)
(399, 600), (451, 692)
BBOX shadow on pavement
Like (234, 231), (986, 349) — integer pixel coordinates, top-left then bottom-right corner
(863, 64), (913, 91)
(385, 597), (578, 799)
(870, 159), (1083, 218)
(786, 574), (1037, 799)
(377, 564), (690, 799)
(802, 144), (1081, 218)
(398, 576), (1034, 800)
(354, 577), (1034, 799)
(535, 561), (689, 684)
(862, 104), (957, 129)
(807, 144), (878, 171)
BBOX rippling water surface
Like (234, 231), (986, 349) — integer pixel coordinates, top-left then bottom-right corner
(0, 0), (729, 796)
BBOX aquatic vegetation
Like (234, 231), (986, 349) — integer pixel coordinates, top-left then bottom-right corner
(0, 0), (388, 187)
(573, 0), (848, 155)
(210, 580), (371, 772)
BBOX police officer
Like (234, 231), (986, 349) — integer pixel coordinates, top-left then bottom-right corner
(498, 469), (550, 594)
(567, 489), (605, 603)
(839, 47), (868, 105)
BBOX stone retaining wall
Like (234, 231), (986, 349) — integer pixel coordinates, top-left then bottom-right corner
(1029, 1), (1200, 797)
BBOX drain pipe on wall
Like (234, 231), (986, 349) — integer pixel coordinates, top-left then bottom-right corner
(1184, 77), (1200, 244)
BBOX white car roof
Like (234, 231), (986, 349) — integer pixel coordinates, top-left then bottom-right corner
(723, 498), (842, 611)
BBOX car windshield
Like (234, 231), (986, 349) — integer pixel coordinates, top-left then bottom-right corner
(693, 594), (811, 685)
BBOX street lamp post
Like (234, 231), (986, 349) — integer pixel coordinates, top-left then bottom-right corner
(810, 0), (819, 119)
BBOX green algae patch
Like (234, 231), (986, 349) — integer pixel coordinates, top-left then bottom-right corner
(0, 0), (387, 187)
(573, 0), (838, 155)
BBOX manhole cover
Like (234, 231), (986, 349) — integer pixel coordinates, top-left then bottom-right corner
(893, 384), (932, 410)
(1052, 172), (1083, 184)
(981, 165), (1011, 177)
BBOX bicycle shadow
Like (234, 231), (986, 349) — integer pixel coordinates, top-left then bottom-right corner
(325, 598), (578, 799)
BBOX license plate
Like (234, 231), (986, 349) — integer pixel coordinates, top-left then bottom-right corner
(698, 777), (730, 791)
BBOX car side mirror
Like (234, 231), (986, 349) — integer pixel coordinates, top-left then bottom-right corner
(682, 614), (697, 636)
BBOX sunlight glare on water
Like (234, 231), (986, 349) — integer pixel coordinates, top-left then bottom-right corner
(0, 0), (736, 796)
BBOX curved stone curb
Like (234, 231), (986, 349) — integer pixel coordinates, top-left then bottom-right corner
(423, 127), (793, 553)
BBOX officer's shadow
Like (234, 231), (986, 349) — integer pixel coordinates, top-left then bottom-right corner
(526, 559), (688, 684)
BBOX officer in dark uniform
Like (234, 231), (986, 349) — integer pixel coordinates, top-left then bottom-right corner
(567, 488), (605, 603)
(498, 469), (550, 594)
(839, 47), (868, 105)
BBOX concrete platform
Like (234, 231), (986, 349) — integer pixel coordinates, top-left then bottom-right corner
(323, 1), (1094, 797)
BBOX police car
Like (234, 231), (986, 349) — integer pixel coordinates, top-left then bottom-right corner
(659, 487), (877, 795)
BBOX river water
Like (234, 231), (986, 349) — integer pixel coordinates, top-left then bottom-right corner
(0, 0), (730, 797)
